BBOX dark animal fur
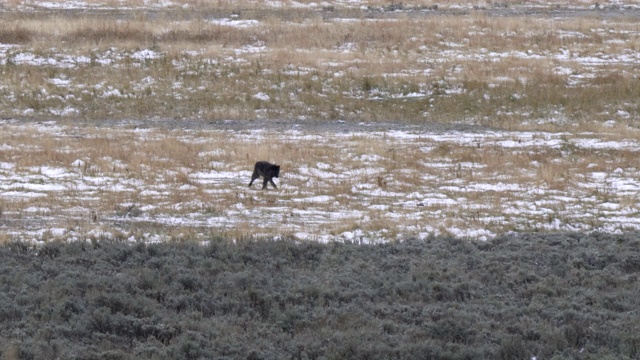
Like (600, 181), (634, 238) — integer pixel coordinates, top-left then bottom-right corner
(248, 161), (280, 189)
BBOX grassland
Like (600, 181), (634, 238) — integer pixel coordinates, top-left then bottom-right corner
(1, 0), (640, 243)
(0, 0), (639, 128)
(1, 120), (639, 243)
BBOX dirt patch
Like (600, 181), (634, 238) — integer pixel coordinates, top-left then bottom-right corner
(67, 117), (492, 133)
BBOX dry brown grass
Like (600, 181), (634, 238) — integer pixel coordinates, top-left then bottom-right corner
(1, 120), (639, 241)
(2, 1), (640, 240)
(1, 3), (639, 128)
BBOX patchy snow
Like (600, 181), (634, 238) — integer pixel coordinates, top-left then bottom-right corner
(1, 122), (639, 243)
(130, 49), (162, 60)
(1, 8), (639, 119)
(210, 18), (260, 28)
(293, 195), (336, 203)
(49, 77), (72, 87)
(253, 92), (271, 101)
(2, 0), (640, 243)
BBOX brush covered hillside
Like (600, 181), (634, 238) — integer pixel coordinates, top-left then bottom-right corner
(1, 233), (640, 359)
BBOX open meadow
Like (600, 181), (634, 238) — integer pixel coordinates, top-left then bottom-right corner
(1, 0), (640, 243)
(1, 119), (640, 243)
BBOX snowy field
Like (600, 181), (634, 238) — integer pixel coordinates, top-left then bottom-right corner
(2, 0), (640, 123)
(1, 119), (639, 243)
(1, 0), (640, 243)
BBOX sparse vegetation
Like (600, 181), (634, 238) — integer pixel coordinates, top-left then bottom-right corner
(1, 233), (639, 359)
(0, 1), (639, 128)
(1, 122), (639, 242)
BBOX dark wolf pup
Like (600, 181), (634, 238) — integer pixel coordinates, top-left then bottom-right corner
(248, 161), (280, 189)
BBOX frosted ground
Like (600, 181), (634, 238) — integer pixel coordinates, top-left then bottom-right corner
(1, 0), (640, 243)
(1, 119), (639, 243)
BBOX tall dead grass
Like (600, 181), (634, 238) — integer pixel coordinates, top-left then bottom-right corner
(1, 4), (639, 130)
(2, 120), (640, 240)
